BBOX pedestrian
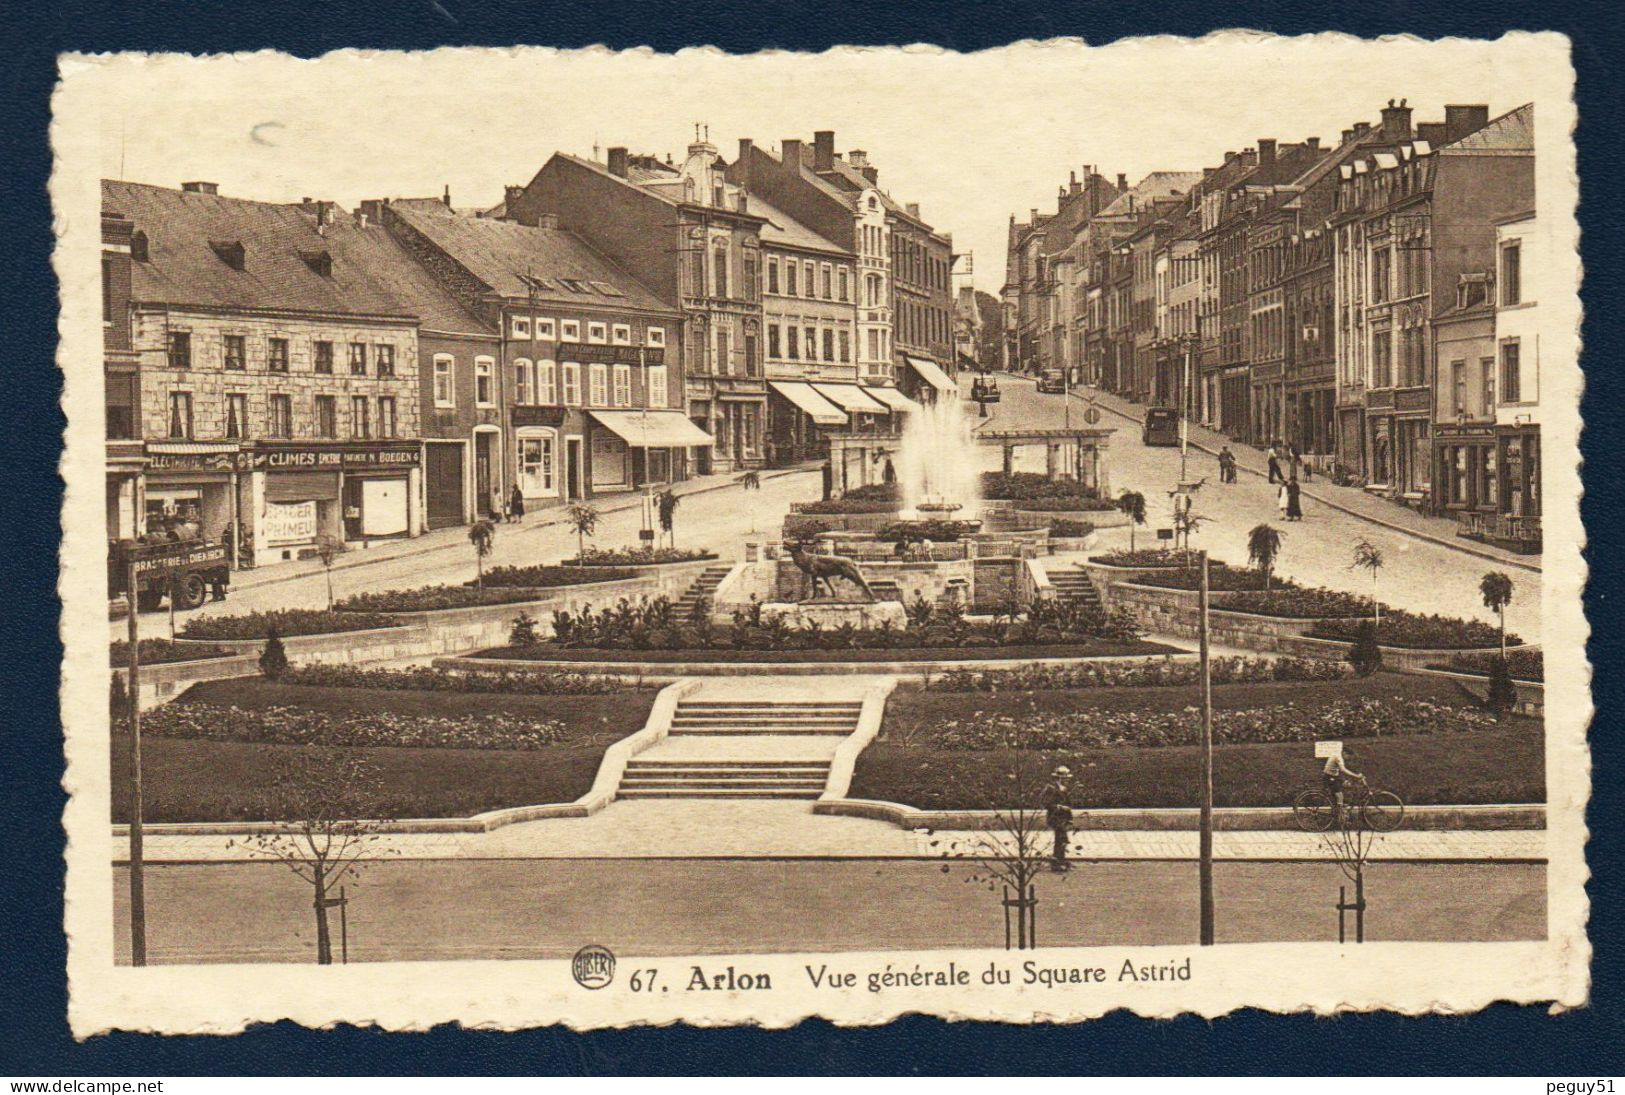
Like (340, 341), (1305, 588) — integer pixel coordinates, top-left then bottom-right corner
(1286, 476), (1303, 521)
(1266, 443), (1283, 485)
(1303, 456), (1315, 482)
(1289, 443), (1304, 481)
(510, 482), (526, 523)
(1277, 481), (1290, 520)
(1046, 767), (1074, 873)
(490, 486), (505, 523)
(1218, 446), (1236, 484)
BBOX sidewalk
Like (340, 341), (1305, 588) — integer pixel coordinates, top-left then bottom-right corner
(229, 462), (820, 595)
(116, 799), (1546, 864)
(1003, 374), (1539, 574)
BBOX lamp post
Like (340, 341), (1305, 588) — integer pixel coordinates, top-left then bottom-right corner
(1198, 548), (1215, 945)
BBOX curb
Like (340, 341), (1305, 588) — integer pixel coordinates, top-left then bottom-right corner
(999, 375), (1541, 574)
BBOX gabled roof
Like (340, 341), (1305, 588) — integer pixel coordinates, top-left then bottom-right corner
(1440, 103), (1533, 155)
(747, 192), (848, 257)
(389, 204), (674, 313)
(102, 179), (486, 332)
(1098, 171), (1203, 218)
(552, 152), (681, 207)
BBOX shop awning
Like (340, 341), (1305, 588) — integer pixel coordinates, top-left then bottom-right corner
(265, 470), (341, 502)
(769, 381), (847, 426)
(146, 441), (241, 455)
(863, 386), (920, 414)
(588, 410), (715, 449)
(811, 383), (890, 415)
(903, 354), (958, 396)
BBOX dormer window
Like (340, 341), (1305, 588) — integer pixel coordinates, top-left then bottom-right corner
(209, 240), (244, 270)
(130, 230), (149, 262)
(300, 250), (332, 277)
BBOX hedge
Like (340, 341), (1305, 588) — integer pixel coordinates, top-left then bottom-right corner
(109, 639), (235, 667)
(274, 663), (630, 695)
(180, 608), (400, 640)
(476, 564), (641, 589)
(1309, 610), (1519, 650)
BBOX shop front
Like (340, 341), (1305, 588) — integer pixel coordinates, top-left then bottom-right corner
(511, 405), (570, 507)
(587, 410), (714, 491)
(1434, 422), (1498, 517)
(248, 442), (421, 565)
(767, 381), (845, 467)
(900, 354), (958, 405)
(142, 441), (243, 564)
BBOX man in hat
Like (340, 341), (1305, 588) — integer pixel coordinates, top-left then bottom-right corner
(1046, 766), (1074, 873)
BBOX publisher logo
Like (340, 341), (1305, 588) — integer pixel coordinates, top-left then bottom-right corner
(572, 945), (616, 990)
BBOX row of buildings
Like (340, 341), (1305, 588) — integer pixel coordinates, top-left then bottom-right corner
(1003, 100), (1543, 551)
(102, 130), (959, 568)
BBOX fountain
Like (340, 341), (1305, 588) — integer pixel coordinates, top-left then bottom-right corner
(895, 389), (981, 522)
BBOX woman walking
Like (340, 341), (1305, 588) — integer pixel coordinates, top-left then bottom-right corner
(509, 482), (526, 523)
(1277, 481), (1290, 520)
(1286, 477), (1303, 522)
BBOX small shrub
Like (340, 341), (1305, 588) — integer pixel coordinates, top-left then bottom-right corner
(1485, 656), (1519, 715)
(1347, 622), (1382, 677)
(509, 612), (540, 647)
(259, 628), (289, 680)
(471, 565), (642, 590)
(110, 673), (129, 722)
(875, 519), (981, 544)
(108, 639), (235, 667)
(1046, 519), (1096, 539)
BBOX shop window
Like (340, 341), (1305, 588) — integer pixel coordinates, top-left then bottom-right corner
(1500, 341), (1521, 403)
(562, 363), (581, 406)
(433, 354), (455, 408)
(348, 342), (367, 375)
(561, 320), (581, 343)
(474, 356), (495, 406)
(314, 341), (334, 375)
(613, 364), (632, 407)
(351, 395), (370, 439)
(511, 315), (531, 339)
(378, 396), (397, 439)
(223, 334), (246, 371)
(376, 344), (395, 378)
(611, 324), (632, 346)
(315, 395), (337, 439)
(224, 393), (247, 440)
(646, 326), (665, 348)
(589, 363), (608, 406)
(539, 360), (558, 404)
(588, 322), (608, 345)
(167, 331), (191, 370)
(519, 433), (555, 495)
(167, 392), (193, 439)
(647, 365), (668, 409)
(268, 394), (292, 438)
(536, 318), (556, 341)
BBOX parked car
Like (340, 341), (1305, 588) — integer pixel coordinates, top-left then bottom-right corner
(1036, 369), (1067, 394)
(1142, 407), (1181, 446)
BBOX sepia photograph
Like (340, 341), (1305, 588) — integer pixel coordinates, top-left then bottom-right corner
(50, 32), (1588, 1035)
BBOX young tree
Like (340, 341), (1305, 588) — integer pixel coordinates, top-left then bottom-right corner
(925, 719), (1063, 950)
(1116, 490), (1147, 552)
(654, 491), (680, 550)
(1246, 524), (1285, 591)
(467, 519), (496, 588)
(233, 749), (395, 964)
(566, 503), (600, 563)
(1174, 505), (1208, 558)
(259, 625), (290, 680)
(1485, 654), (1518, 717)
(1479, 571), (1515, 657)
(314, 533), (345, 610)
(1350, 539), (1385, 625)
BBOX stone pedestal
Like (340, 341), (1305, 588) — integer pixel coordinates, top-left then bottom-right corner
(760, 600), (908, 631)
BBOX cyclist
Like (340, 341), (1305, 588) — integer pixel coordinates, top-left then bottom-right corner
(1322, 748), (1365, 820)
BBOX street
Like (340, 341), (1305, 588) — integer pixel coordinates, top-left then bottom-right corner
(113, 858), (1544, 964)
(977, 376), (1542, 634)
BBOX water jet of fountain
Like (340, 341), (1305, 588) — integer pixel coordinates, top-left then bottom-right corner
(896, 392), (980, 520)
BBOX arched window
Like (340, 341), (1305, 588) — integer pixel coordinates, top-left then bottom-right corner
(513, 358), (534, 405)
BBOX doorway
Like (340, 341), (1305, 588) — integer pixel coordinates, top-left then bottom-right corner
(474, 430), (496, 516)
(566, 437), (584, 501)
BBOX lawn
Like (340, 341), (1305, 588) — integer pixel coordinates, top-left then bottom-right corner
(476, 639), (1179, 664)
(112, 678), (657, 822)
(851, 673), (1544, 809)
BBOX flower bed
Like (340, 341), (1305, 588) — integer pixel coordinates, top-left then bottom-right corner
(1216, 586), (1373, 619)
(1046, 519), (1095, 539)
(874, 519), (983, 543)
(335, 584), (612, 613)
(793, 498), (903, 515)
(920, 695), (1503, 751)
(981, 471), (1107, 507)
(109, 639), (235, 667)
(998, 496), (1117, 513)
(1435, 649), (1545, 683)
(275, 663), (629, 695)
(1130, 563), (1273, 592)
(1309, 610), (1518, 650)
(476, 564), (642, 589)
(179, 608), (400, 641)
(1090, 549), (1205, 569)
(931, 655), (1350, 693)
(561, 547), (717, 566)
(477, 639), (1177, 664)
(143, 702), (569, 751)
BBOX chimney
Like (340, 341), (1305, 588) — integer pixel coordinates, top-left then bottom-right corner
(359, 199), (388, 225)
(1341, 128), (1354, 144)
(782, 138), (803, 173)
(737, 138), (754, 191)
(906, 202), (920, 219)
(505, 184), (524, 211)
(861, 166), (878, 184)
(607, 147), (629, 178)
(536, 212), (560, 230)
(1204, 166), (1216, 179)
(443, 184), (452, 208)
(1444, 104), (1490, 143)
(1306, 137), (1321, 150)
(1069, 171), (1081, 196)
(1380, 98), (1413, 140)
(1417, 122), (1449, 145)
(813, 130), (835, 172)
(180, 181), (219, 195)
(1116, 173), (1128, 192)
(1352, 121), (1372, 137)
(847, 149), (868, 168)
(1258, 138), (1277, 165)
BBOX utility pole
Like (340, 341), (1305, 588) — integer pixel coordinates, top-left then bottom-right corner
(1198, 548), (1215, 946)
(124, 551), (146, 966)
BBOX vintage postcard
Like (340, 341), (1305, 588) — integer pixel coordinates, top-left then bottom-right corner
(55, 32), (1587, 1035)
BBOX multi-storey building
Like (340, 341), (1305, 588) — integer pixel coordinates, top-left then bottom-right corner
(512, 140), (767, 473)
(1486, 209), (1541, 549)
(102, 180), (431, 568)
(104, 210), (145, 543)
(1153, 203), (1202, 416)
(377, 199), (695, 509)
(1334, 101), (1530, 503)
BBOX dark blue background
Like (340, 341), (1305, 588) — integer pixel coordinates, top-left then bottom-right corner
(3, 0), (1620, 1075)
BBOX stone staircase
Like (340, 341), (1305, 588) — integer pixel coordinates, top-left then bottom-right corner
(1045, 565), (1105, 614)
(674, 563), (734, 618)
(869, 578), (902, 603)
(616, 698), (863, 799)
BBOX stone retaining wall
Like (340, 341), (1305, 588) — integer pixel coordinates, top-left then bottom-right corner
(114, 653), (261, 712)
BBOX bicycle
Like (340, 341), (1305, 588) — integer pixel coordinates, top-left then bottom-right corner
(1293, 776), (1405, 833)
